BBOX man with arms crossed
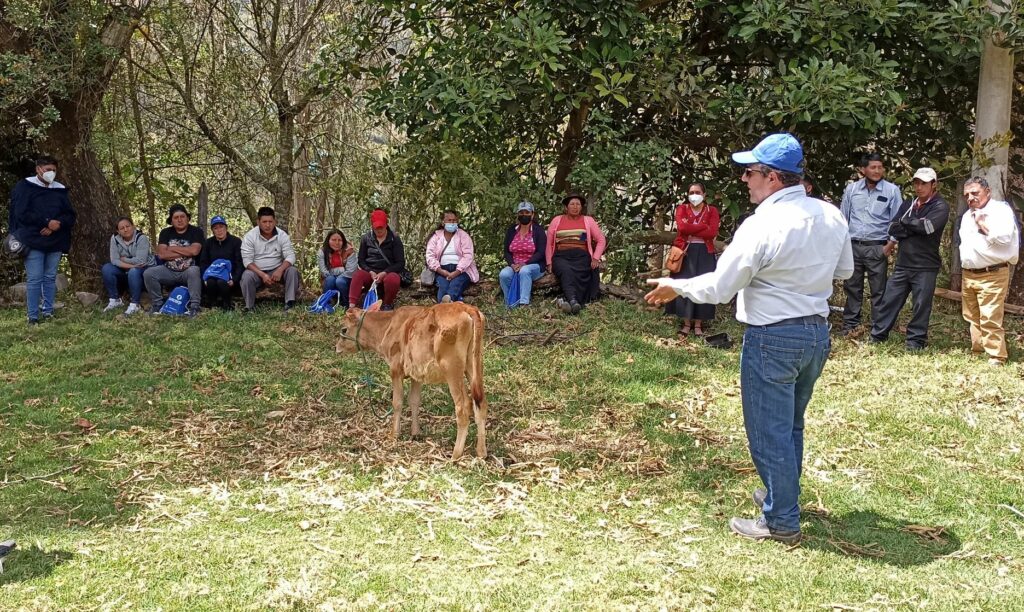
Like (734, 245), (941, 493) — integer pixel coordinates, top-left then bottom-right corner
(646, 133), (853, 543)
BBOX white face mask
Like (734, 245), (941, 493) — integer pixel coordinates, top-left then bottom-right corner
(41, 170), (57, 184)
(688, 194), (704, 206)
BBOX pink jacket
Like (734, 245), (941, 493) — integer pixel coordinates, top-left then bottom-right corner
(425, 228), (480, 283)
(545, 215), (607, 267)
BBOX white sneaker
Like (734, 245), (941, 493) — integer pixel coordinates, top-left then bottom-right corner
(124, 303), (142, 316)
(103, 298), (123, 312)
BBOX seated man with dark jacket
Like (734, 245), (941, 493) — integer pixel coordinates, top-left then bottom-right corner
(143, 204), (204, 316)
(349, 208), (406, 311)
(869, 167), (951, 350)
(200, 215), (244, 311)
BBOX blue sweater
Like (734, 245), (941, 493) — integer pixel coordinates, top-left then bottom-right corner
(10, 179), (77, 253)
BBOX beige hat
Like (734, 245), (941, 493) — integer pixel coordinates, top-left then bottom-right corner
(913, 167), (938, 183)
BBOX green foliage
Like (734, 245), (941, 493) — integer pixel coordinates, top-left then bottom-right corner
(359, 0), (1023, 273)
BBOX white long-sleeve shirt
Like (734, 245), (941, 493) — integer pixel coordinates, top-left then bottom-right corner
(958, 199), (1020, 269)
(241, 226), (296, 270)
(661, 185), (854, 325)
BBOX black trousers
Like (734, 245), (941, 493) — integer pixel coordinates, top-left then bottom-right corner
(204, 278), (235, 310)
(870, 267), (938, 348)
(843, 242), (888, 329)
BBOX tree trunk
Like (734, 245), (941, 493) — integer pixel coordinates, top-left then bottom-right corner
(971, 2), (1014, 198)
(197, 182), (209, 239)
(47, 131), (122, 291)
(552, 100), (591, 194)
(40, 8), (142, 290)
(647, 195), (671, 273)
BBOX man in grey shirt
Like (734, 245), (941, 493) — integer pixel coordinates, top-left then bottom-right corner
(839, 153), (902, 334)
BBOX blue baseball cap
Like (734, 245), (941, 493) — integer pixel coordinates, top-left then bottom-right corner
(731, 133), (804, 174)
(210, 215), (227, 227)
(516, 201), (535, 212)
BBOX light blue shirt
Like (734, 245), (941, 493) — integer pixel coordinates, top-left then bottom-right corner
(660, 185), (854, 325)
(839, 178), (903, 241)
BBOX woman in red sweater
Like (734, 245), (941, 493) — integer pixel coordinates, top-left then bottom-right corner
(666, 182), (720, 336)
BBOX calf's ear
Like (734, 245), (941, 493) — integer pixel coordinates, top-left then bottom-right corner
(366, 301), (382, 313)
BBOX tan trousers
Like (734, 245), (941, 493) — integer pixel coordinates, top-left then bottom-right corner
(961, 267), (1010, 362)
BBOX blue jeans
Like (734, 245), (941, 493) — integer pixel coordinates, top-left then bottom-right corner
(323, 275), (352, 302)
(102, 263), (147, 303)
(740, 318), (831, 532)
(499, 263), (543, 306)
(435, 264), (471, 302)
(24, 249), (63, 321)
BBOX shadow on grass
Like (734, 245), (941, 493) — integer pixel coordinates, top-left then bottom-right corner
(0, 545), (74, 585)
(803, 510), (961, 566)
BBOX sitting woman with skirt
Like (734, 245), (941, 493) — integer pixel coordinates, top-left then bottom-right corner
(545, 193), (606, 314)
(665, 182), (720, 336)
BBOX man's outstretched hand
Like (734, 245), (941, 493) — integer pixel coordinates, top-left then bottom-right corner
(644, 279), (678, 306)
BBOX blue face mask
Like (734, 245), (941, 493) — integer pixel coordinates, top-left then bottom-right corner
(444, 223), (458, 233)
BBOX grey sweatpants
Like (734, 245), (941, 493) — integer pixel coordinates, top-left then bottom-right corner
(240, 266), (300, 308)
(143, 265), (202, 309)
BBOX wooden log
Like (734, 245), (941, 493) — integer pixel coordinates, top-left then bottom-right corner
(934, 286), (1024, 315)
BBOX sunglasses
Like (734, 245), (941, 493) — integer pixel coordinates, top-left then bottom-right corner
(742, 166), (770, 178)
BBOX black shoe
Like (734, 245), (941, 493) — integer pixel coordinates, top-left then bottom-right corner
(905, 343), (925, 352)
(28, 318), (39, 326)
(729, 516), (801, 544)
(381, 304), (394, 312)
(868, 335), (885, 344)
(284, 300), (296, 312)
(187, 306), (201, 318)
(557, 298), (572, 314)
(570, 300), (582, 314)
(752, 487), (767, 508)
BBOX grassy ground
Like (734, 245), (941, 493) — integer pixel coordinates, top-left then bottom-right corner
(0, 291), (1022, 611)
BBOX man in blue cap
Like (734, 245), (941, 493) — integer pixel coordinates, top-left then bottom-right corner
(645, 133), (853, 543)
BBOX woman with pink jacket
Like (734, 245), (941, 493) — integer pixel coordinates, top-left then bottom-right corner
(545, 193), (607, 314)
(425, 209), (480, 303)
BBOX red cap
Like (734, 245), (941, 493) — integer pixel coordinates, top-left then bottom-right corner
(370, 209), (388, 228)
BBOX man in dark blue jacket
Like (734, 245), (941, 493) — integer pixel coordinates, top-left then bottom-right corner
(869, 167), (951, 349)
(9, 156), (77, 324)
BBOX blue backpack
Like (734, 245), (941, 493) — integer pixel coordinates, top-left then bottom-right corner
(308, 289), (341, 314)
(159, 286), (190, 316)
(202, 258), (232, 282)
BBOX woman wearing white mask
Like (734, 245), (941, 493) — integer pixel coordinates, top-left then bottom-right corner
(666, 182), (719, 337)
(9, 156), (77, 325)
(425, 209), (479, 303)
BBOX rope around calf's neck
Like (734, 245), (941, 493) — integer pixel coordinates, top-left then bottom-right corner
(343, 283), (393, 421)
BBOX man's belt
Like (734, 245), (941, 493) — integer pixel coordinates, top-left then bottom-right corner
(756, 315), (828, 328)
(851, 239), (888, 246)
(963, 262), (1008, 274)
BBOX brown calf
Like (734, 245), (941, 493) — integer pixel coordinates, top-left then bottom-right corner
(336, 302), (488, 459)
